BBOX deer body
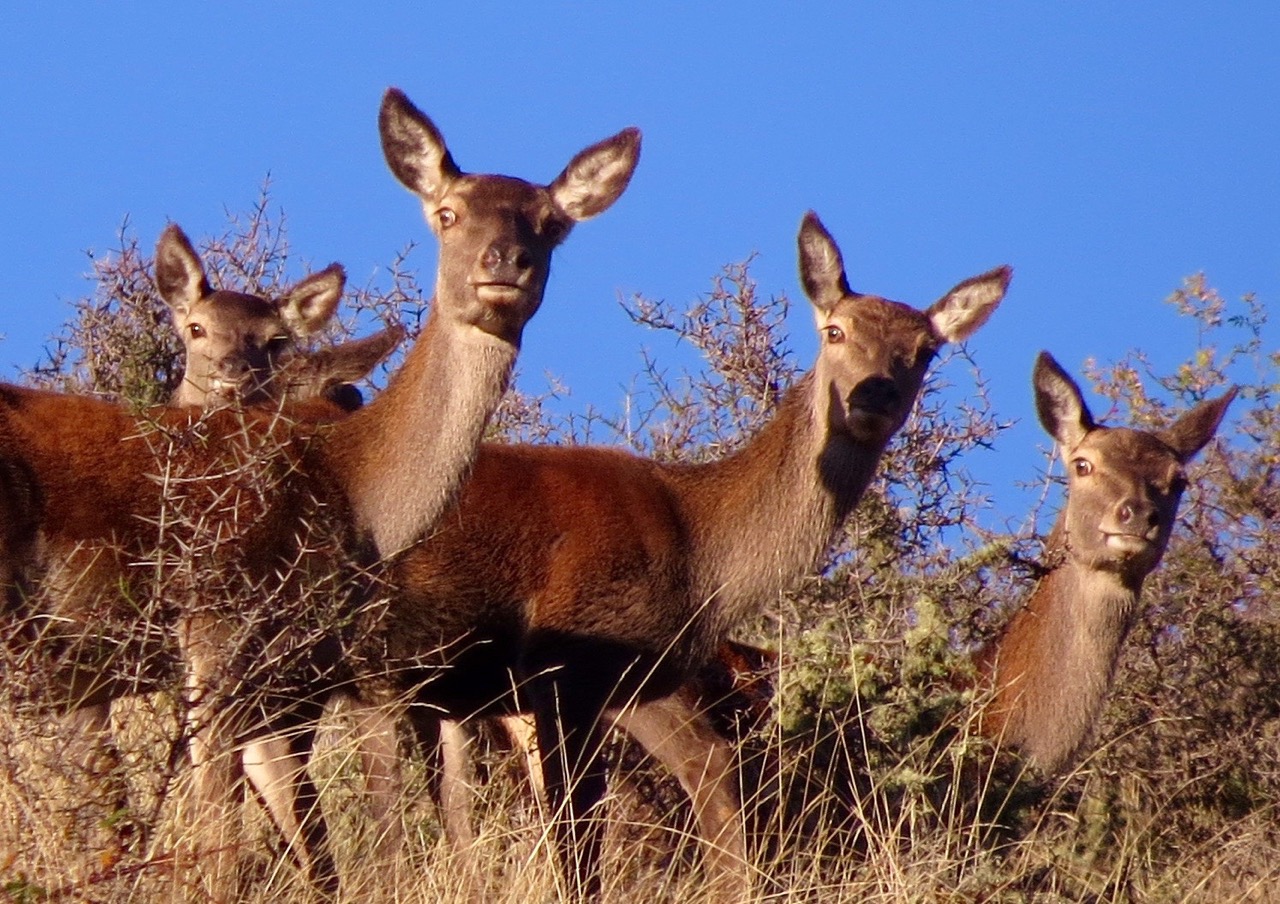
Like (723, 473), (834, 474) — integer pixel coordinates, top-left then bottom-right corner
(974, 353), (1235, 774)
(0, 87), (639, 900)
(359, 213), (1008, 898)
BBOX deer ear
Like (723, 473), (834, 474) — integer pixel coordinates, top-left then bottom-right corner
(1033, 351), (1096, 450)
(310, 325), (406, 385)
(1158, 387), (1237, 463)
(155, 224), (211, 317)
(797, 211), (852, 315)
(549, 127), (641, 222)
(379, 88), (461, 202)
(279, 264), (346, 337)
(927, 266), (1010, 343)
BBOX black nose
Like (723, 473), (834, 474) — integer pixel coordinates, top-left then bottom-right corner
(849, 376), (901, 415)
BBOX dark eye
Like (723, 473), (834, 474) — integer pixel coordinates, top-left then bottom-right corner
(267, 335), (291, 353)
(438, 208), (457, 229)
(1072, 458), (1093, 477)
(188, 323), (205, 339)
(824, 325), (845, 344)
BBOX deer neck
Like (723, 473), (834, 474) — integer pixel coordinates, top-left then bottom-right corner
(324, 306), (515, 556)
(978, 518), (1143, 775)
(666, 371), (884, 633)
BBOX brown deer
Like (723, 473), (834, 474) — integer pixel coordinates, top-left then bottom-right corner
(973, 351), (1235, 774)
(350, 212), (1008, 898)
(0, 86), (639, 900)
(52, 222), (404, 844)
(502, 352), (1231, 888)
(158, 223), (345, 407)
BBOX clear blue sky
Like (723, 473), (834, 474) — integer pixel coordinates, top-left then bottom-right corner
(1, 3), (1275, 527)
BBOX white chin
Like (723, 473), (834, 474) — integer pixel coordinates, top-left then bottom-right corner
(475, 285), (524, 305)
(1105, 534), (1150, 555)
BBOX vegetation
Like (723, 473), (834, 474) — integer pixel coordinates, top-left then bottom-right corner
(1, 201), (1277, 902)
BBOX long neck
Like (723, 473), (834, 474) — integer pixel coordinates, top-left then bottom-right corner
(663, 371), (886, 633)
(324, 306), (516, 556)
(976, 518), (1143, 775)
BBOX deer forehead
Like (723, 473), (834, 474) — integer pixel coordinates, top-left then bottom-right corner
(432, 174), (561, 226)
(1070, 428), (1185, 490)
(821, 295), (937, 357)
(186, 292), (286, 337)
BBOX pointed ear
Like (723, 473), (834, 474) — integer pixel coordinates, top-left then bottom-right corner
(797, 211), (852, 315)
(1158, 386), (1237, 463)
(309, 325), (406, 385)
(1033, 351), (1096, 449)
(549, 127), (641, 222)
(154, 224), (211, 317)
(927, 265), (1010, 343)
(379, 88), (461, 202)
(279, 263), (346, 337)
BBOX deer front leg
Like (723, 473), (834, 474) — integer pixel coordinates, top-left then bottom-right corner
(612, 693), (751, 901)
(180, 623), (247, 904)
(241, 728), (339, 897)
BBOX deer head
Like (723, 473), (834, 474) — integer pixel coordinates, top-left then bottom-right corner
(155, 224), (346, 407)
(379, 88), (640, 345)
(798, 211), (1009, 448)
(1034, 351), (1236, 583)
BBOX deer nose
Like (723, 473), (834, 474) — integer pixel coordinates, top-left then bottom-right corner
(1116, 499), (1159, 530)
(481, 242), (531, 281)
(849, 376), (901, 415)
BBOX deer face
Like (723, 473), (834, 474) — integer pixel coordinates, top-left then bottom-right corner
(156, 224), (346, 408)
(378, 89), (640, 346)
(1034, 351), (1235, 581)
(797, 211), (1009, 446)
(1060, 426), (1190, 576)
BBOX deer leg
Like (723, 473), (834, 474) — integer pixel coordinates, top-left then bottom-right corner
(349, 695), (408, 862)
(241, 727), (339, 897)
(437, 718), (479, 847)
(612, 694), (751, 900)
(182, 657), (246, 904)
(528, 666), (610, 902)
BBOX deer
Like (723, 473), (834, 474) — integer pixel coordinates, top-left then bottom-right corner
(475, 352), (1230, 887)
(346, 211), (1008, 899)
(0, 86), (639, 900)
(50, 221), (404, 844)
(972, 351), (1236, 775)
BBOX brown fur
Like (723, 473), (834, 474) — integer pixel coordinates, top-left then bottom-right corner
(0, 87), (639, 901)
(357, 212), (1008, 898)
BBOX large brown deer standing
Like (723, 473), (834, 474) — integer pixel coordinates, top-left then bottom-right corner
(507, 352), (1233, 888)
(350, 212), (1008, 899)
(973, 351), (1235, 774)
(0, 87), (639, 899)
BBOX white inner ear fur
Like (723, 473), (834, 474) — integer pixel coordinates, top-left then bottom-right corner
(930, 280), (1004, 343)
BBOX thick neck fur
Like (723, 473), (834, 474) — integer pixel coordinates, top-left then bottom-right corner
(977, 516), (1143, 775)
(323, 308), (515, 557)
(662, 371), (884, 635)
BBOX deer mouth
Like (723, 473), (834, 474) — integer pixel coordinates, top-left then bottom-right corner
(1103, 532), (1154, 555)
(472, 282), (527, 304)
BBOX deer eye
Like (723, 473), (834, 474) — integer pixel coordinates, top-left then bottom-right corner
(824, 325), (845, 344)
(438, 208), (457, 229)
(188, 323), (205, 339)
(1072, 458), (1093, 477)
(266, 335), (291, 353)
